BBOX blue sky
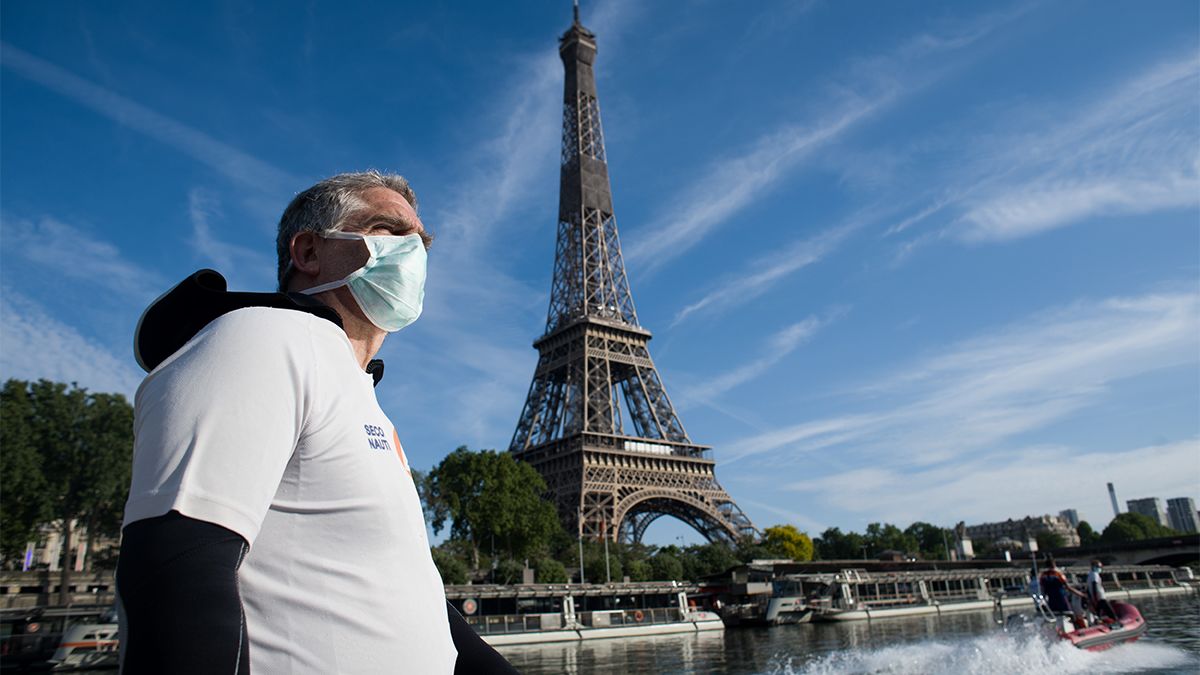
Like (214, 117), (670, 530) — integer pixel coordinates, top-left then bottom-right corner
(2, 0), (1197, 545)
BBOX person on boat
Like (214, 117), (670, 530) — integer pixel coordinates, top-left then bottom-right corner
(1026, 567), (1040, 597)
(1038, 557), (1087, 630)
(117, 172), (517, 674)
(1087, 559), (1118, 622)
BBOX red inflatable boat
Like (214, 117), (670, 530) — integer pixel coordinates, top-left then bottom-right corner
(1060, 601), (1147, 652)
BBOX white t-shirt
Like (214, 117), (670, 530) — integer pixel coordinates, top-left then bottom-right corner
(124, 307), (457, 674)
(1087, 569), (1107, 601)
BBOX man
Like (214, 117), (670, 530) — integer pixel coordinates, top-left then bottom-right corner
(1038, 556), (1087, 632)
(1086, 559), (1117, 622)
(117, 172), (516, 674)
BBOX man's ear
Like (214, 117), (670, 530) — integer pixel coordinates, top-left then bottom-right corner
(289, 231), (321, 280)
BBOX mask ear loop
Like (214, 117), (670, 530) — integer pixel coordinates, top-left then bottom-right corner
(297, 231), (375, 296)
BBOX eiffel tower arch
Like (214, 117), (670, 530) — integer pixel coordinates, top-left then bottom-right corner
(509, 9), (757, 545)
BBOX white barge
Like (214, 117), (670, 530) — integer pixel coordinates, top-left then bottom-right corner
(804, 564), (1195, 622)
(443, 581), (723, 646)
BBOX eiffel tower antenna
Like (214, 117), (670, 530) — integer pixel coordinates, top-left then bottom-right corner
(509, 10), (757, 544)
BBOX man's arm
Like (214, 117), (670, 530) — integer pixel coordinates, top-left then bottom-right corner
(117, 511), (250, 674)
(445, 601), (520, 674)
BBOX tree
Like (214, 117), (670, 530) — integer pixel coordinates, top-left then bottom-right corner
(815, 527), (867, 560)
(1036, 531), (1066, 551)
(422, 446), (563, 573)
(0, 380), (133, 600)
(681, 542), (739, 580)
(1076, 520), (1100, 546)
(534, 557), (568, 583)
(763, 524), (814, 561)
(648, 550), (683, 581)
(1100, 513), (1178, 544)
(625, 558), (652, 582)
(0, 381), (50, 563)
(865, 522), (918, 556)
(430, 547), (469, 585)
(904, 522), (952, 560)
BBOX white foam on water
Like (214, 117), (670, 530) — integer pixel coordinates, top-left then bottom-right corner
(769, 631), (1194, 675)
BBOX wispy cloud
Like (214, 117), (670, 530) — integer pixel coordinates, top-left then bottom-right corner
(626, 98), (887, 276)
(739, 498), (826, 534)
(799, 438), (1200, 529)
(1, 42), (299, 194)
(0, 290), (142, 397)
(187, 188), (275, 290)
(671, 217), (862, 326)
(1, 214), (164, 303)
(679, 311), (843, 406)
(724, 289), (1200, 465)
(886, 51), (1200, 252)
(624, 4), (1028, 276)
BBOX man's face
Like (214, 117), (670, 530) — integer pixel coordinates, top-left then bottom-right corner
(314, 186), (431, 285)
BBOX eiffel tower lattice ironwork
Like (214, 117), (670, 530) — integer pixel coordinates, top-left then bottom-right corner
(509, 10), (757, 544)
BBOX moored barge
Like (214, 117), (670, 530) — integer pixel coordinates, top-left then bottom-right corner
(443, 581), (723, 646)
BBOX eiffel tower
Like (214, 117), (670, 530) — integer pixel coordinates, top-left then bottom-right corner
(509, 7), (757, 544)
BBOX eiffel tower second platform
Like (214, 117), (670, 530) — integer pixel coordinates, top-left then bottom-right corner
(508, 12), (756, 544)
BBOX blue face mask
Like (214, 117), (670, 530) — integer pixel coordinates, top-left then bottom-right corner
(302, 231), (427, 332)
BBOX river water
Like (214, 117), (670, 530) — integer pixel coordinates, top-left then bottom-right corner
(496, 593), (1199, 674)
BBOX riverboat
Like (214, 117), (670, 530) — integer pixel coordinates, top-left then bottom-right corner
(996, 592), (1148, 652)
(805, 564), (1193, 622)
(0, 605), (113, 673)
(443, 581), (723, 646)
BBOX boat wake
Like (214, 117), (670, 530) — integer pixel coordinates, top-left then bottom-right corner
(771, 630), (1192, 675)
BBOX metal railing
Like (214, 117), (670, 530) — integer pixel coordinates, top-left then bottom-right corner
(577, 607), (682, 627)
(465, 614), (546, 635)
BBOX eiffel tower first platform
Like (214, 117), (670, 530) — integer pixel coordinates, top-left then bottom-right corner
(509, 9), (757, 544)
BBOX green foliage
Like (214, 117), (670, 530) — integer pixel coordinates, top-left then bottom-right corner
(534, 557), (568, 583)
(679, 542), (739, 580)
(584, 547), (621, 584)
(903, 522), (952, 560)
(0, 380), (133, 572)
(817, 522), (953, 560)
(1100, 513), (1179, 543)
(734, 535), (773, 563)
(1076, 521), (1100, 545)
(815, 527), (868, 560)
(625, 558), (652, 582)
(422, 446), (564, 570)
(763, 524), (814, 561)
(0, 381), (50, 561)
(494, 558), (527, 585)
(648, 550), (683, 581)
(431, 547), (469, 585)
(1036, 531), (1066, 551)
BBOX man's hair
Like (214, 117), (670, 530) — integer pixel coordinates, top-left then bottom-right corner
(1091, 559), (1102, 567)
(275, 170), (418, 290)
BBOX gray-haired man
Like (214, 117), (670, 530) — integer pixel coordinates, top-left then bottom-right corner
(118, 172), (517, 674)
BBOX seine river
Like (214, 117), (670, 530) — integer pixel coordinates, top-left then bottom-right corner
(496, 593), (1199, 674)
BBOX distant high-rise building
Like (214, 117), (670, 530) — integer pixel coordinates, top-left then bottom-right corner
(1059, 509), (1080, 528)
(1166, 497), (1199, 533)
(1126, 497), (1167, 526)
(1107, 483), (1121, 517)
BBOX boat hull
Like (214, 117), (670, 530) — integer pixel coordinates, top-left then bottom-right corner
(481, 614), (723, 646)
(1063, 601), (1146, 652)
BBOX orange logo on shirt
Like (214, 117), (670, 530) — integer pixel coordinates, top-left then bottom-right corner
(392, 429), (410, 475)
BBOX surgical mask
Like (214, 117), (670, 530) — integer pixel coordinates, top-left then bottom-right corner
(302, 231), (427, 332)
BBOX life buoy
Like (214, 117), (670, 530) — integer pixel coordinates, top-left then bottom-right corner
(462, 598), (478, 616)
(633, 610), (644, 623)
